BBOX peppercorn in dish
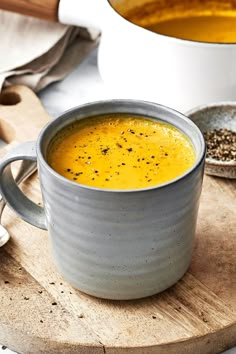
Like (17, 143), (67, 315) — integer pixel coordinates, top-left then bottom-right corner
(203, 128), (236, 162)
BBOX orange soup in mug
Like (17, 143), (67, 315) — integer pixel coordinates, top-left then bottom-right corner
(47, 114), (196, 190)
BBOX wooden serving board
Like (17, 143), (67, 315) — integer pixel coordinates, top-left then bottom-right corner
(0, 85), (235, 354)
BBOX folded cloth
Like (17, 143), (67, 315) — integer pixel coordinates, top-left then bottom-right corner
(0, 10), (100, 92)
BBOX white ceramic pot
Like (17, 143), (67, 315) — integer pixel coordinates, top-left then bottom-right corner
(59, 0), (236, 112)
(0, 100), (205, 300)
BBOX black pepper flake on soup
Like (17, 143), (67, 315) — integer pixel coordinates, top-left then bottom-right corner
(116, 143), (123, 148)
(101, 148), (109, 155)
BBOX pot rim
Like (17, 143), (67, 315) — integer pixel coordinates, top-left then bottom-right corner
(107, 0), (236, 47)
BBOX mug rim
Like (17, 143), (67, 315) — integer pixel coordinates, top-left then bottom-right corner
(36, 99), (206, 193)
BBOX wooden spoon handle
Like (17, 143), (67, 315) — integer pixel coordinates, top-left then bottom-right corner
(0, 0), (59, 21)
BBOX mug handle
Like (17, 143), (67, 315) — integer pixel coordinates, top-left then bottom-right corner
(0, 141), (47, 230)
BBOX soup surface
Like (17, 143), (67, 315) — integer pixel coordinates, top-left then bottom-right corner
(48, 114), (195, 190)
(148, 15), (236, 43)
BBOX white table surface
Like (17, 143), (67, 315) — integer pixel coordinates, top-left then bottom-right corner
(0, 47), (235, 354)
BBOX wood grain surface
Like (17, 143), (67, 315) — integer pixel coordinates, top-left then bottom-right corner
(0, 0), (59, 21)
(0, 85), (235, 354)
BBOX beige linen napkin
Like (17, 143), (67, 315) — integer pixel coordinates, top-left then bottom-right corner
(0, 10), (100, 92)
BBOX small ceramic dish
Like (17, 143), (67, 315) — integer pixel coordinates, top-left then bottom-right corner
(187, 102), (236, 179)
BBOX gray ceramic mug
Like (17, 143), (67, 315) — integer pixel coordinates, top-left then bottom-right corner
(0, 100), (205, 300)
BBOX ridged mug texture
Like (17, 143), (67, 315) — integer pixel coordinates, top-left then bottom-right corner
(37, 100), (205, 300)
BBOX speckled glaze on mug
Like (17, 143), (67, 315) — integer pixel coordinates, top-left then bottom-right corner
(0, 100), (205, 300)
